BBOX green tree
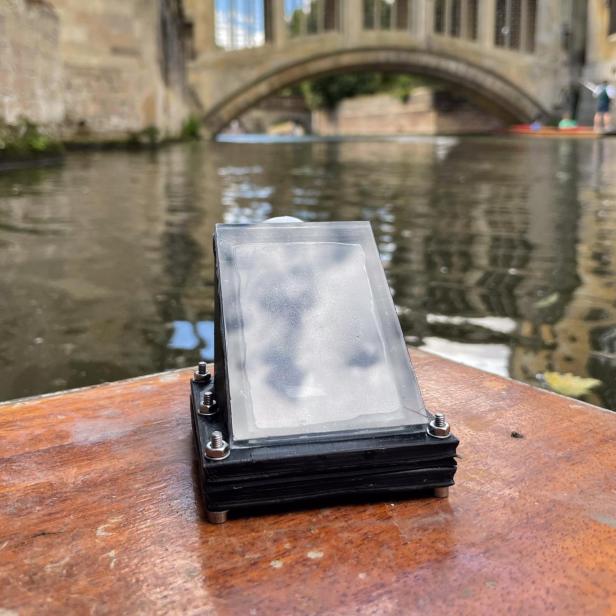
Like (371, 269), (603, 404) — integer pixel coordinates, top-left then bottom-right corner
(296, 72), (429, 110)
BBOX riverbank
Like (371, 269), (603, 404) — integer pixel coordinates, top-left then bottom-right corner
(0, 116), (202, 170)
(0, 120), (64, 169)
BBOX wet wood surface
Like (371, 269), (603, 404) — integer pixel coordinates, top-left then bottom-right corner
(1, 350), (615, 615)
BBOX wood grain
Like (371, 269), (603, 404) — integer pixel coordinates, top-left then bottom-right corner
(1, 350), (615, 615)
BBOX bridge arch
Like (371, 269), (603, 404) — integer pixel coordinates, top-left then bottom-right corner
(201, 47), (547, 136)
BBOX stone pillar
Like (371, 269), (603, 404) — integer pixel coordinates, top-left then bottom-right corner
(460, 0), (469, 38)
(184, 0), (217, 54)
(443, 0), (452, 34)
(415, 0), (433, 41)
(343, 0), (363, 45)
(534, 0), (562, 62)
(479, 0), (496, 48)
(272, 0), (287, 48)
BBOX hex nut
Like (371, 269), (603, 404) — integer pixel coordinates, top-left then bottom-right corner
(193, 370), (211, 384)
(198, 392), (217, 416)
(198, 402), (216, 416)
(205, 439), (230, 460)
(427, 418), (450, 438)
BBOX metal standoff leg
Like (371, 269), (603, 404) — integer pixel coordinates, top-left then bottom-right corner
(434, 486), (449, 498)
(206, 509), (229, 524)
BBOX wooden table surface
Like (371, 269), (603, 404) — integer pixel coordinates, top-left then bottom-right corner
(1, 350), (615, 615)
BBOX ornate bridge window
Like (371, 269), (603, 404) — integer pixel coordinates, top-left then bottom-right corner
(214, 0), (273, 50)
(433, 0), (478, 40)
(495, 0), (536, 52)
(609, 0), (616, 36)
(467, 0), (478, 39)
(285, 0), (340, 37)
(363, 0), (411, 31)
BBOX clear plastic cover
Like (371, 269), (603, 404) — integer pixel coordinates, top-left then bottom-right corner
(215, 221), (428, 442)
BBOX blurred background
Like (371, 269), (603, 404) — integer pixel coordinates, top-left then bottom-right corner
(1, 0), (615, 410)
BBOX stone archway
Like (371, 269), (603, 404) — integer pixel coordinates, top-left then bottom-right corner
(201, 47), (546, 136)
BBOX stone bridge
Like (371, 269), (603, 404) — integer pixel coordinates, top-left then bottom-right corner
(184, 0), (569, 136)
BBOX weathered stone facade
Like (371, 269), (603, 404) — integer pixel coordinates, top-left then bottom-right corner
(579, 0), (616, 121)
(585, 0), (616, 79)
(312, 89), (503, 136)
(236, 96), (312, 134)
(0, 0), (192, 140)
(0, 0), (63, 126)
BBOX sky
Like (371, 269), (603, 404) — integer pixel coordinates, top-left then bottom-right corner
(214, 0), (267, 50)
(214, 0), (320, 49)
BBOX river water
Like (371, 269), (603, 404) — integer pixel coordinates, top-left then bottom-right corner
(0, 136), (615, 409)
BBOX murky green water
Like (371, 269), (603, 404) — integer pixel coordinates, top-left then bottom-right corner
(0, 136), (615, 408)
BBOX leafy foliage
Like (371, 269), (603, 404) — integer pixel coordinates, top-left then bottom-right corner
(0, 119), (63, 161)
(181, 115), (201, 140)
(296, 72), (429, 110)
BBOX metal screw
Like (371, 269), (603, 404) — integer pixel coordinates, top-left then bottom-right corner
(427, 412), (450, 438)
(193, 361), (211, 383)
(205, 430), (230, 460)
(198, 390), (217, 416)
(210, 431), (223, 448)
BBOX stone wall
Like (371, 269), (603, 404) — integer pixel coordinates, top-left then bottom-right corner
(579, 0), (616, 122)
(312, 90), (503, 136)
(584, 0), (616, 75)
(235, 96), (311, 134)
(0, 0), (64, 126)
(0, 0), (192, 140)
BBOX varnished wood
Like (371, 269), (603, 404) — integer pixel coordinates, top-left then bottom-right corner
(1, 350), (615, 615)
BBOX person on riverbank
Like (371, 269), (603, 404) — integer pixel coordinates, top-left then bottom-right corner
(584, 80), (616, 132)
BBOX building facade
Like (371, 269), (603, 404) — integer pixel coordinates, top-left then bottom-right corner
(0, 0), (192, 140)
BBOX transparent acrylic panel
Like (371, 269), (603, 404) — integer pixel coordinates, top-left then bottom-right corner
(215, 221), (428, 442)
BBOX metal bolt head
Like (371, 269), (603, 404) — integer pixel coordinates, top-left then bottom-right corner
(193, 361), (211, 383)
(205, 431), (230, 460)
(427, 413), (450, 438)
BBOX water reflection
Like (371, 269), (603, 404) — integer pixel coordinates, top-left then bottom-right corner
(0, 137), (614, 409)
(168, 320), (214, 361)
